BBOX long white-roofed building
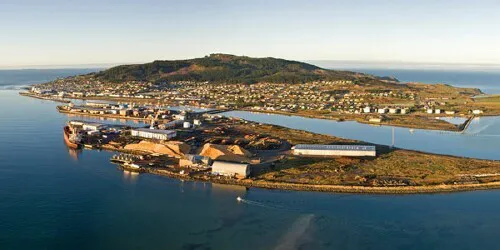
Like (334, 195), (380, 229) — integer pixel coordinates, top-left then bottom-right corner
(292, 144), (376, 157)
(130, 128), (177, 140)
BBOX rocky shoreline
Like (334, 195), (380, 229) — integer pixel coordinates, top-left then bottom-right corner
(140, 166), (500, 194)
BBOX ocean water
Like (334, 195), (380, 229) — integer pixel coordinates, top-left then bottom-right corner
(0, 69), (101, 89)
(1, 70), (500, 249)
(348, 68), (500, 94)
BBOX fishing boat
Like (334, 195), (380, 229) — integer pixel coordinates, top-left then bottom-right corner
(63, 125), (82, 149)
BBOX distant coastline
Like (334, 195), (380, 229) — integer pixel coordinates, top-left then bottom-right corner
(309, 60), (500, 72)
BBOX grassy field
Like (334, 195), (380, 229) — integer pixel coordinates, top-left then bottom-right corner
(245, 109), (463, 131)
(242, 123), (500, 187)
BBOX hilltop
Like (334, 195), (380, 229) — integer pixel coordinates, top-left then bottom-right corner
(95, 53), (385, 84)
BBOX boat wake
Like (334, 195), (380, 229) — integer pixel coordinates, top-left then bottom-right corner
(236, 196), (285, 210)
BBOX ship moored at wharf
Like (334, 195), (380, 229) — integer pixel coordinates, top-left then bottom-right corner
(63, 124), (82, 149)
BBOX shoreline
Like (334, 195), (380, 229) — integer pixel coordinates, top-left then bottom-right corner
(19, 92), (70, 103)
(237, 108), (473, 132)
(56, 106), (151, 122)
(21, 92), (480, 132)
(141, 166), (500, 194)
(98, 124), (500, 195)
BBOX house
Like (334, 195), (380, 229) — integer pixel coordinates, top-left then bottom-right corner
(377, 108), (388, 114)
(173, 114), (186, 120)
(427, 109), (434, 114)
(389, 108), (399, 114)
(472, 109), (483, 115)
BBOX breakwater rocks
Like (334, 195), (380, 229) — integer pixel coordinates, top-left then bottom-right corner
(140, 166), (500, 194)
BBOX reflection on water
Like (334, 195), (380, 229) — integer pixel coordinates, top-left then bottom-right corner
(438, 116), (468, 125)
(122, 170), (139, 184)
(65, 114), (145, 126)
(66, 148), (81, 161)
(211, 183), (248, 197)
(275, 214), (315, 250)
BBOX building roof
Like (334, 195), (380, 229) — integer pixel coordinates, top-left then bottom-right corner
(132, 128), (176, 134)
(293, 144), (376, 151)
(83, 122), (107, 127)
(212, 161), (249, 167)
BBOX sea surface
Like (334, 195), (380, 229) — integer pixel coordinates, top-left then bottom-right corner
(0, 69), (101, 89)
(347, 68), (500, 94)
(1, 69), (500, 249)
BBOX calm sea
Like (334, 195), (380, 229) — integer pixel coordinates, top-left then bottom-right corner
(0, 69), (101, 89)
(346, 68), (500, 94)
(1, 69), (500, 249)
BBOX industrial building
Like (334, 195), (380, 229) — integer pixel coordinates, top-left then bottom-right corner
(179, 154), (212, 169)
(82, 122), (107, 131)
(158, 120), (184, 130)
(292, 144), (376, 157)
(119, 109), (133, 116)
(211, 161), (250, 179)
(130, 128), (177, 140)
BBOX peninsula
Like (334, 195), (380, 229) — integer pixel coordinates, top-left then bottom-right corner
(58, 113), (500, 194)
(19, 54), (500, 194)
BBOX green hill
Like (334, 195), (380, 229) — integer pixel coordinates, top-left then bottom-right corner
(96, 54), (373, 84)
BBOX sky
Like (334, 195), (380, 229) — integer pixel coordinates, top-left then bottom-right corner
(1, 0), (500, 68)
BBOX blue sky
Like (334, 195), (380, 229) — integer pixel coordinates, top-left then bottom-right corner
(1, 0), (500, 68)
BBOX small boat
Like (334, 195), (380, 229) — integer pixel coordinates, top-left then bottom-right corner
(63, 125), (82, 149)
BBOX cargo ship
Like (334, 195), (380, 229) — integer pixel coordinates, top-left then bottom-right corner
(63, 125), (82, 149)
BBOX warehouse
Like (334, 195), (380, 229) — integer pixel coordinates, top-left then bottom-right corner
(292, 144), (376, 157)
(82, 122), (107, 131)
(130, 128), (177, 140)
(211, 161), (250, 179)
